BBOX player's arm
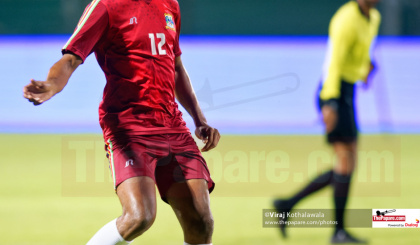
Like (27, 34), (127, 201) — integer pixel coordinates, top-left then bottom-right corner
(24, 1), (108, 106)
(364, 11), (381, 87)
(320, 15), (355, 132)
(23, 53), (82, 105)
(174, 56), (220, 152)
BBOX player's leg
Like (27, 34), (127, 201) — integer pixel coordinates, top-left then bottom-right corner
(332, 140), (356, 232)
(86, 176), (157, 244)
(273, 85), (334, 236)
(87, 135), (166, 245)
(155, 133), (215, 244)
(116, 176), (157, 240)
(272, 141), (355, 239)
(333, 141), (357, 175)
(275, 170), (333, 209)
(330, 141), (365, 243)
(273, 169), (333, 237)
(329, 81), (364, 243)
(166, 179), (213, 244)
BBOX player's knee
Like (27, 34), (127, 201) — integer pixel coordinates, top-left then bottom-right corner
(190, 213), (214, 237)
(132, 211), (156, 231)
(121, 209), (156, 236)
(335, 164), (355, 175)
(202, 215), (214, 236)
(335, 149), (357, 175)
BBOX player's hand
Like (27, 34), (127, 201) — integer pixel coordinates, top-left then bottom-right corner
(363, 62), (376, 89)
(322, 105), (337, 133)
(195, 124), (220, 152)
(23, 79), (55, 105)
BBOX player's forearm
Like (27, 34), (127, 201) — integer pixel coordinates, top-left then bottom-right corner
(320, 69), (341, 101)
(174, 59), (208, 127)
(46, 54), (82, 94)
(177, 92), (207, 127)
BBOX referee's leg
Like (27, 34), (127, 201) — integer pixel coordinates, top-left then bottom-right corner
(333, 141), (357, 175)
(331, 140), (359, 241)
(167, 179), (214, 244)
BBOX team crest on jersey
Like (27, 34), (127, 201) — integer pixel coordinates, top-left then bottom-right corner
(164, 13), (176, 31)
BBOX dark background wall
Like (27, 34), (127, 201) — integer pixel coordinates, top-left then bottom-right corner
(0, 0), (418, 35)
(178, 0), (348, 35)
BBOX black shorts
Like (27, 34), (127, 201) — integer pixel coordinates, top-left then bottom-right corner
(317, 80), (358, 144)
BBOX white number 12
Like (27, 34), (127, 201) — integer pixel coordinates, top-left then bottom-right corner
(149, 33), (167, 55)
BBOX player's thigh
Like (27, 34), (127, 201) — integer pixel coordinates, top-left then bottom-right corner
(117, 176), (157, 219)
(333, 141), (357, 174)
(155, 133), (215, 203)
(166, 179), (212, 225)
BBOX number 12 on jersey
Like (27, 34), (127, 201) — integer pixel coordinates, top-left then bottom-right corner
(149, 33), (167, 55)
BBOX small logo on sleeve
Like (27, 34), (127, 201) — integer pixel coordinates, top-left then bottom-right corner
(164, 13), (175, 31)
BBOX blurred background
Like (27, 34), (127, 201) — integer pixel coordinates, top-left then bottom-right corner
(1, 0), (420, 35)
(0, 0), (419, 245)
(0, 0), (419, 134)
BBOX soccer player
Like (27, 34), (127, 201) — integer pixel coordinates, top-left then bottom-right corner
(23, 0), (220, 244)
(274, 0), (381, 243)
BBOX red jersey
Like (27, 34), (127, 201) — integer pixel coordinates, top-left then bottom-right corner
(62, 0), (189, 140)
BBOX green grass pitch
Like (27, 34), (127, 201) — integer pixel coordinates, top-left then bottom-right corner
(0, 134), (419, 244)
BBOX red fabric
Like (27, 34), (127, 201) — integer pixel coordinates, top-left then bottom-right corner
(63, 0), (189, 140)
(106, 133), (215, 202)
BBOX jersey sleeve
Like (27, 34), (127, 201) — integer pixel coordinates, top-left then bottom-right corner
(173, 5), (182, 57)
(62, 0), (109, 63)
(319, 12), (356, 101)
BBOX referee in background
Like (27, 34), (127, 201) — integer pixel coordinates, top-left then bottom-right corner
(274, 0), (381, 243)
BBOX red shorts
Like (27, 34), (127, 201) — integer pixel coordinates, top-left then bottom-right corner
(105, 133), (214, 202)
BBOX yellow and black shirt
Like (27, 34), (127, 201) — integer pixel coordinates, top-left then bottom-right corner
(320, 1), (381, 101)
